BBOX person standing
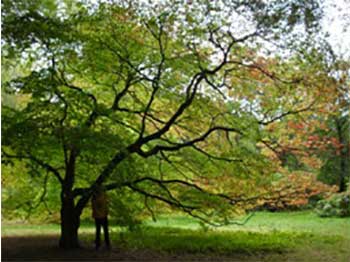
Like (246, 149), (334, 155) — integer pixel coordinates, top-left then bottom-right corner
(92, 186), (111, 250)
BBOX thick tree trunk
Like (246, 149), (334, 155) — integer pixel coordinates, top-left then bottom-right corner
(59, 193), (80, 249)
(59, 147), (81, 248)
(57, 147), (128, 248)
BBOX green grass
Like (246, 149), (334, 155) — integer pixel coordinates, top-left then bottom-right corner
(145, 211), (350, 238)
(1, 222), (96, 236)
(228, 211), (350, 237)
(108, 227), (307, 254)
(138, 211), (350, 260)
(1, 223), (60, 236)
(2, 211), (350, 261)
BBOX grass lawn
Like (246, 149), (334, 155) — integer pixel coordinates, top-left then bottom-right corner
(142, 211), (350, 261)
(146, 211), (350, 237)
(2, 211), (350, 261)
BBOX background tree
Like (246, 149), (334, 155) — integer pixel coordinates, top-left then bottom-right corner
(316, 58), (350, 192)
(2, 0), (327, 249)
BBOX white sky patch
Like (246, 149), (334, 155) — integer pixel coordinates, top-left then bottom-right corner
(84, 0), (349, 56)
(322, 0), (350, 58)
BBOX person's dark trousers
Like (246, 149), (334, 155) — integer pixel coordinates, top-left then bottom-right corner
(94, 217), (110, 250)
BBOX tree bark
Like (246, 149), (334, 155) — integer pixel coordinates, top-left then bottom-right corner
(59, 147), (81, 248)
(339, 153), (346, 192)
(59, 192), (80, 249)
(336, 118), (348, 192)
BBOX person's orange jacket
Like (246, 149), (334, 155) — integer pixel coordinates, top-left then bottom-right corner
(92, 191), (108, 219)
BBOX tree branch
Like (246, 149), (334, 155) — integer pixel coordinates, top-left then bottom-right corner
(2, 150), (63, 184)
(137, 126), (242, 157)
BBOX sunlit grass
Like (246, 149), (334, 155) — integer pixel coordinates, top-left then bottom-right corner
(145, 211), (350, 238)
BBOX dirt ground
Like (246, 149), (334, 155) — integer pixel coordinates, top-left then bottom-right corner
(1, 235), (266, 262)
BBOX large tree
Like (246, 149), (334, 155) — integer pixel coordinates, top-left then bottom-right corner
(2, 0), (325, 248)
(315, 58), (350, 192)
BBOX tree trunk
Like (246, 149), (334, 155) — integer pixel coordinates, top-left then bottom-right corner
(338, 154), (347, 192)
(59, 147), (81, 248)
(336, 118), (348, 192)
(59, 193), (80, 249)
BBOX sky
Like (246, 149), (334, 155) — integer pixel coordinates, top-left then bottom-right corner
(85, 0), (350, 58)
(322, 0), (350, 58)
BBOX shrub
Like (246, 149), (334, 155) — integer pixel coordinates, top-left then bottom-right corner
(315, 192), (350, 217)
